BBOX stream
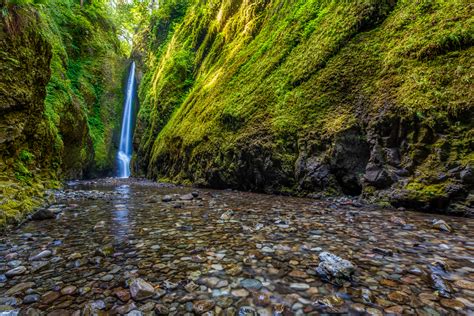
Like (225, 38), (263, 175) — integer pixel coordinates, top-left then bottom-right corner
(0, 179), (473, 315)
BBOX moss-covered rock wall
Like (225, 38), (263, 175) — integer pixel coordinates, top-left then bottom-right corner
(0, 2), (126, 227)
(135, 0), (473, 213)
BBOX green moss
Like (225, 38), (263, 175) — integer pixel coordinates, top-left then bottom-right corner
(0, 176), (57, 230)
(18, 149), (35, 163)
(133, 0), (472, 198)
(405, 181), (449, 202)
(37, 0), (127, 177)
(0, 2), (128, 228)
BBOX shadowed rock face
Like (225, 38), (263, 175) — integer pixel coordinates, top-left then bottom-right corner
(0, 8), (55, 174)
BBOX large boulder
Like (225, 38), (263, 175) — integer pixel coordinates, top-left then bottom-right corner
(316, 252), (356, 284)
(129, 278), (155, 300)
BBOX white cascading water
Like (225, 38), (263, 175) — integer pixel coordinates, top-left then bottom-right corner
(117, 61), (136, 178)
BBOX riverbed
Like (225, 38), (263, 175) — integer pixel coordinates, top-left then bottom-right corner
(1, 179), (473, 315)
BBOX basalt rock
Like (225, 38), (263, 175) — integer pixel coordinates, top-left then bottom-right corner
(316, 252), (356, 284)
(129, 278), (155, 300)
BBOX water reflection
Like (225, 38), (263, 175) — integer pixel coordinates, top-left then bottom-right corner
(112, 184), (131, 242)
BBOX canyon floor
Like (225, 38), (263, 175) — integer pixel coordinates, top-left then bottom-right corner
(0, 179), (473, 315)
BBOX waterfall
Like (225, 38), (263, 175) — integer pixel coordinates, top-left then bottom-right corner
(117, 61), (136, 178)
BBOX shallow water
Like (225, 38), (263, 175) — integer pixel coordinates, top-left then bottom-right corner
(1, 179), (473, 315)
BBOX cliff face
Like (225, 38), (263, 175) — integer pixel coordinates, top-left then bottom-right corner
(135, 0), (473, 213)
(0, 2), (126, 227)
(0, 8), (54, 171)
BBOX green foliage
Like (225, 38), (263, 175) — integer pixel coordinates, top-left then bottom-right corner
(18, 149), (34, 163)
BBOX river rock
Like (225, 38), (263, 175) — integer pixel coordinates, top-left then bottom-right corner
(193, 300), (215, 314)
(23, 294), (40, 304)
(440, 298), (465, 310)
(290, 283), (310, 290)
(0, 308), (20, 316)
(7, 260), (21, 268)
(5, 266), (27, 277)
(139, 302), (156, 312)
(112, 302), (137, 314)
(82, 300), (106, 315)
(129, 278), (154, 300)
(162, 195), (173, 202)
(30, 209), (56, 220)
(316, 252), (355, 282)
(60, 285), (77, 295)
(240, 279), (263, 290)
(0, 297), (18, 306)
(5, 282), (35, 296)
(155, 304), (169, 315)
(426, 265), (453, 298)
(454, 279), (474, 290)
(238, 306), (257, 316)
(29, 250), (52, 261)
(231, 289), (249, 297)
(41, 291), (60, 304)
(114, 288), (131, 302)
(220, 210), (234, 220)
(180, 193), (194, 200)
(372, 248), (393, 256)
(432, 219), (452, 232)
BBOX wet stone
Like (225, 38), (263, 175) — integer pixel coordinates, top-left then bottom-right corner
(30, 261), (49, 273)
(155, 304), (169, 315)
(7, 261), (21, 268)
(0, 297), (19, 307)
(113, 288), (130, 302)
(454, 280), (474, 290)
(240, 279), (263, 290)
(162, 195), (173, 202)
(238, 306), (257, 316)
(433, 219), (452, 232)
(23, 294), (40, 304)
(289, 283), (310, 290)
(388, 291), (410, 304)
(193, 300), (215, 314)
(139, 302), (156, 312)
(253, 292), (270, 307)
(41, 291), (60, 304)
(180, 194), (194, 201)
(60, 285), (77, 295)
(384, 305), (404, 314)
(112, 302), (136, 314)
(427, 267), (454, 298)
(129, 278), (155, 300)
(231, 289), (249, 297)
(316, 252), (355, 282)
(5, 282), (35, 296)
(29, 250), (52, 261)
(440, 298), (465, 310)
(372, 248), (393, 256)
(30, 209), (56, 220)
(5, 266), (27, 277)
(101, 274), (114, 282)
(350, 303), (366, 313)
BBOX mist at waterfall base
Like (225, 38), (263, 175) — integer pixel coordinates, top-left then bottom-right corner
(117, 62), (136, 178)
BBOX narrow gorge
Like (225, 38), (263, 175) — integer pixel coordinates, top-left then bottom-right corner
(0, 0), (473, 315)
